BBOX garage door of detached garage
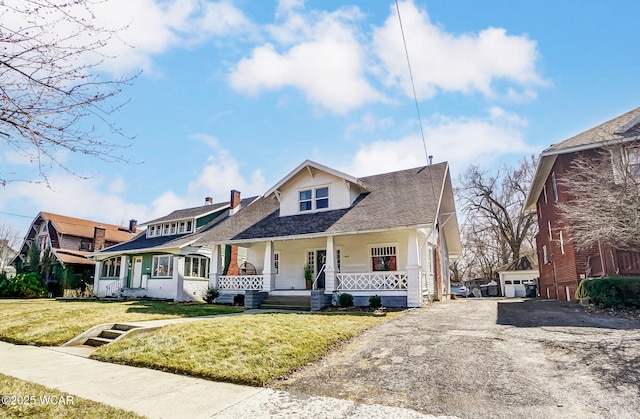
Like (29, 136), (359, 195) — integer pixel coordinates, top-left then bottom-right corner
(498, 269), (539, 298)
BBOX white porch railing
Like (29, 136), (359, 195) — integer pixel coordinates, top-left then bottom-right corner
(336, 271), (408, 291)
(103, 279), (122, 297)
(218, 275), (264, 290)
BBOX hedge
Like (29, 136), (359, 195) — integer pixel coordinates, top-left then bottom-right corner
(578, 276), (640, 308)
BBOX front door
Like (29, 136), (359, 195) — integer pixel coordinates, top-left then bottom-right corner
(316, 250), (326, 289)
(131, 257), (143, 288)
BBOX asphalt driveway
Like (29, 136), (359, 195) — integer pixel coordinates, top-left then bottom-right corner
(276, 298), (640, 418)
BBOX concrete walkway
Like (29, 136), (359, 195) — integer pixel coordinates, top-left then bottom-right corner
(0, 340), (441, 418)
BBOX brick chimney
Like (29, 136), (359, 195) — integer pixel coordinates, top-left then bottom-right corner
(230, 190), (241, 215)
(129, 219), (137, 233)
(226, 189), (242, 275)
(205, 197), (213, 205)
(93, 226), (106, 251)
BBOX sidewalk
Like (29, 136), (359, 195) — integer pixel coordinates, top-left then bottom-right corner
(0, 341), (438, 418)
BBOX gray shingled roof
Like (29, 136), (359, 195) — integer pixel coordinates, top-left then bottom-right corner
(543, 106), (640, 155)
(525, 106), (640, 212)
(141, 201), (229, 225)
(193, 163), (447, 244)
(97, 197), (258, 254)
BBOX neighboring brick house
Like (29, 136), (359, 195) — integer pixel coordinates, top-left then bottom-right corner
(524, 106), (640, 301)
(13, 212), (140, 294)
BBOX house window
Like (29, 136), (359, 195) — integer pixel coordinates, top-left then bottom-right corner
(101, 258), (121, 278)
(559, 230), (565, 255)
(299, 187), (330, 212)
(626, 146), (640, 177)
(184, 255), (209, 278)
(299, 190), (312, 211)
(179, 222), (186, 233)
(274, 252), (280, 275)
(336, 249), (341, 272)
(551, 172), (558, 203)
(547, 221), (552, 242)
(148, 226), (155, 237)
(80, 239), (93, 252)
(315, 187), (329, 209)
(543, 185), (548, 204)
(371, 245), (397, 271)
(163, 224), (170, 235)
(542, 245), (549, 265)
(170, 223), (177, 234)
(187, 221), (193, 232)
(307, 251), (315, 274)
(152, 255), (173, 277)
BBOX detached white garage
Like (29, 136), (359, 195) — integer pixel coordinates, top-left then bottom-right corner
(496, 256), (539, 298)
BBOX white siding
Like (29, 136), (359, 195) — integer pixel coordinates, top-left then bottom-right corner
(278, 170), (354, 216)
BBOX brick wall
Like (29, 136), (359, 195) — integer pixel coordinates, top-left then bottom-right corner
(534, 152), (599, 301)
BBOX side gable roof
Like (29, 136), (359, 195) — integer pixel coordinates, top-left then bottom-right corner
(95, 197), (258, 256)
(39, 212), (138, 243)
(194, 162), (461, 255)
(141, 201), (229, 226)
(264, 159), (367, 197)
(524, 106), (640, 212)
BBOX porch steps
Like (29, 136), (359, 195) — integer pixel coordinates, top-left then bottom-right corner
(83, 323), (141, 347)
(259, 295), (311, 311)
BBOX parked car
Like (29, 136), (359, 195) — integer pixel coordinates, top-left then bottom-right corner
(450, 284), (468, 298)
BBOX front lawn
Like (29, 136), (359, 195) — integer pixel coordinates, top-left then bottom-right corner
(92, 312), (399, 386)
(0, 299), (244, 346)
(0, 373), (143, 418)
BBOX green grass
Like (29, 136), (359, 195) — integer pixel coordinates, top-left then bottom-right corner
(92, 312), (399, 386)
(0, 373), (143, 418)
(0, 299), (244, 346)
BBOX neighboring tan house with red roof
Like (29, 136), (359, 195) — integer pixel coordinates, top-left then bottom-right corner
(13, 212), (140, 295)
(524, 106), (640, 301)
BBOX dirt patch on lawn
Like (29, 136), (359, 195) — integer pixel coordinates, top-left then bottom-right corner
(275, 298), (640, 419)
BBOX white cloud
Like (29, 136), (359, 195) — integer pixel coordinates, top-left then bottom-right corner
(344, 113), (395, 139)
(373, 0), (546, 100)
(1, 143), (266, 229)
(344, 109), (538, 177)
(91, 0), (255, 74)
(3, 175), (149, 227)
(229, 6), (384, 114)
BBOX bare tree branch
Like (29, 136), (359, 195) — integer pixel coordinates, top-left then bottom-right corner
(0, 0), (137, 186)
(455, 155), (538, 279)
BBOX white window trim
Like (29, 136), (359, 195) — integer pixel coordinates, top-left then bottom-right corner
(152, 255), (173, 278)
(551, 171), (559, 203)
(559, 230), (565, 255)
(369, 243), (400, 272)
(274, 251), (280, 276)
(184, 255), (210, 279)
(542, 244), (549, 265)
(298, 185), (330, 213)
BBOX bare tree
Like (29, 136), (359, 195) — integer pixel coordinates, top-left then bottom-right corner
(456, 155), (538, 279)
(558, 146), (640, 251)
(0, 222), (20, 274)
(0, 0), (134, 185)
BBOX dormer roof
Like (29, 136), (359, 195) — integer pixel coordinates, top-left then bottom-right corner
(264, 159), (367, 197)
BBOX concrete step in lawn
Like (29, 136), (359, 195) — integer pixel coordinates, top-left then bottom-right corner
(259, 296), (311, 311)
(65, 323), (162, 348)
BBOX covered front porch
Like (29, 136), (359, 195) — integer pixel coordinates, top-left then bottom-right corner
(209, 228), (441, 309)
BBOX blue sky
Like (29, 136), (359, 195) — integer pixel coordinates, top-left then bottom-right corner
(2, 0), (640, 241)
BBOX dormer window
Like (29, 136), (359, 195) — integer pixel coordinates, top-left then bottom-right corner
(299, 187), (329, 212)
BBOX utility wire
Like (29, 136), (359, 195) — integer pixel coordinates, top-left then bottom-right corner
(395, 0), (430, 163)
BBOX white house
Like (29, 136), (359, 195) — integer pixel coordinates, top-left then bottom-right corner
(192, 160), (461, 309)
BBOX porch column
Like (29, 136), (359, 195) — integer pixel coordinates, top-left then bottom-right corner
(406, 230), (421, 307)
(92, 260), (102, 297)
(263, 241), (275, 291)
(209, 245), (222, 288)
(174, 256), (184, 301)
(325, 236), (336, 291)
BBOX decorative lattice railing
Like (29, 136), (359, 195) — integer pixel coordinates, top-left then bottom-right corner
(336, 272), (408, 291)
(218, 275), (264, 290)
